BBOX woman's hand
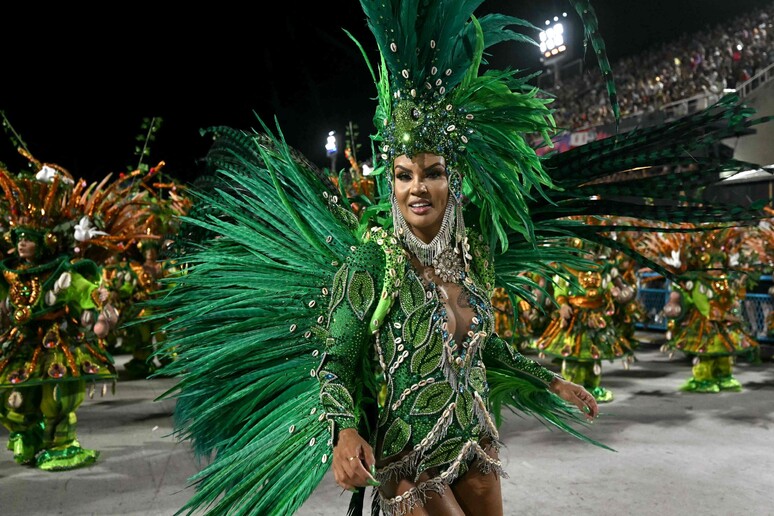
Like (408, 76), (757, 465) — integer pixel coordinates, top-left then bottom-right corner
(549, 377), (599, 421)
(332, 428), (380, 492)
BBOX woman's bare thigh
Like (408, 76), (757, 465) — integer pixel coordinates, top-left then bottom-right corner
(450, 448), (504, 516)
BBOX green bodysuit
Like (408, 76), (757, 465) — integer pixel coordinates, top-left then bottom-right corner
(318, 227), (558, 515)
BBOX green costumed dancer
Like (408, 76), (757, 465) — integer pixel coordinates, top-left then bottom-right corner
(655, 226), (760, 392)
(116, 165), (191, 378)
(148, 1), (771, 515)
(534, 238), (637, 403)
(0, 157), (119, 470)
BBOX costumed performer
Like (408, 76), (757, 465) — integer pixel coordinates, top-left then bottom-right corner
(147, 0), (771, 514)
(0, 155), (118, 470)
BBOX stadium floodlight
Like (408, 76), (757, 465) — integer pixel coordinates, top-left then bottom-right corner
(539, 19), (567, 59)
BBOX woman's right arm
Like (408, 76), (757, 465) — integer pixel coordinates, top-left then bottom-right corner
(318, 296), (370, 435)
(317, 242), (384, 490)
(320, 298), (380, 490)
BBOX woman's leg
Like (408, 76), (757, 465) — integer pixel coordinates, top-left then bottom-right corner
(450, 447), (504, 516)
(380, 473), (466, 516)
(1, 386), (44, 464)
(37, 380), (99, 470)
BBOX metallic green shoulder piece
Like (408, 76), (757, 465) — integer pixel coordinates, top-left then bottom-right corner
(362, 227), (408, 334)
(467, 228), (495, 298)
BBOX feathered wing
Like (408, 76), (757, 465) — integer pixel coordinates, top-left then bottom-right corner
(487, 96), (770, 432)
(543, 94), (770, 275)
(148, 120), (359, 516)
(567, 0), (620, 122)
(540, 94), (770, 218)
(495, 93), (772, 292)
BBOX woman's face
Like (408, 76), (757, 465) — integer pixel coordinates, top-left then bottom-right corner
(393, 153), (449, 244)
(17, 237), (37, 261)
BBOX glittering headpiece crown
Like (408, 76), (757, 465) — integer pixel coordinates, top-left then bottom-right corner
(0, 162), (76, 256)
(377, 65), (475, 166)
(359, 0), (556, 248)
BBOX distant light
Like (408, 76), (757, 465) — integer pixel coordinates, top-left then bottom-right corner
(736, 44), (743, 50)
(562, 12), (567, 17)
(325, 131), (337, 155)
(553, 16), (559, 21)
(723, 88), (737, 93)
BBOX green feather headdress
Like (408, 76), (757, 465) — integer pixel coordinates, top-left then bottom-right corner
(357, 0), (616, 250)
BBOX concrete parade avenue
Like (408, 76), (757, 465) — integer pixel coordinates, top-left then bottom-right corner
(2, 332), (772, 516)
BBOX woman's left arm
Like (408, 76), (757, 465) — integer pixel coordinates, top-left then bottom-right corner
(471, 235), (597, 418)
(482, 334), (598, 420)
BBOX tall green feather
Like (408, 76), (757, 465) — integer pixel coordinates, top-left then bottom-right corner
(148, 120), (358, 515)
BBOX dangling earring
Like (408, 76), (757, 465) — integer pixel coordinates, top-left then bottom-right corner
(389, 180), (404, 240)
(448, 171), (470, 272)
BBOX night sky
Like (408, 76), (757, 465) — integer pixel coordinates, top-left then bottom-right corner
(2, 0), (770, 184)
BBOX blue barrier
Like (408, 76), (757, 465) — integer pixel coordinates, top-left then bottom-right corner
(635, 273), (672, 330)
(636, 288), (671, 330)
(742, 293), (774, 341)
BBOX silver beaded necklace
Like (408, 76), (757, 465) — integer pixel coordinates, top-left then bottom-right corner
(394, 197), (456, 266)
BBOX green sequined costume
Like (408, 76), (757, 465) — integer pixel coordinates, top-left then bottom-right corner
(665, 275), (758, 392)
(0, 255), (116, 470)
(320, 227), (564, 514)
(150, 123), (608, 516)
(151, 105), (766, 514)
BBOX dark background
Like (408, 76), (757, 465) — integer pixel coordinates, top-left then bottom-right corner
(2, 0), (770, 184)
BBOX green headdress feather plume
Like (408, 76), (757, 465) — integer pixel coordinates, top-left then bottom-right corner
(359, 0), (559, 250)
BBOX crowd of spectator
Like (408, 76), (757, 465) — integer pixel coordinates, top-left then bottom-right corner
(543, 2), (773, 132)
